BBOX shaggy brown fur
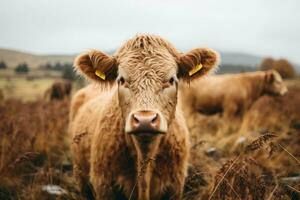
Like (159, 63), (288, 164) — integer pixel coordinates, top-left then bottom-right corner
(70, 34), (219, 200)
(69, 84), (102, 121)
(45, 80), (72, 100)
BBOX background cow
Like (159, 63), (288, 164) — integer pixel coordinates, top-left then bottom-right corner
(180, 70), (287, 135)
(45, 80), (72, 100)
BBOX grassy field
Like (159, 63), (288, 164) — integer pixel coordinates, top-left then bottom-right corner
(0, 77), (57, 101)
(0, 68), (62, 100)
(0, 98), (81, 200)
(0, 76), (299, 199)
(0, 69), (85, 101)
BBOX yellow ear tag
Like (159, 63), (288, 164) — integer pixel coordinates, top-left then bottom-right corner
(188, 63), (203, 76)
(95, 70), (106, 80)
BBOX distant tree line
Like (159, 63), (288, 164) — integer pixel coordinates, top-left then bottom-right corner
(217, 64), (256, 74)
(0, 61), (7, 69)
(39, 62), (76, 80)
(0, 60), (76, 80)
(0, 60), (30, 73)
(258, 57), (296, 79)
(15, 63), (29, 73)
(39, 62), (70, 71)
(62, 63), (76, 80)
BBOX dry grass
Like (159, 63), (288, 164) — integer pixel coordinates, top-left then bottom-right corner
(0, 98), (85, 200)
(184, 130), (300, 199)
(184, 79), (300, 200)
(0, 77), (57, 101)
(0, 79), (299, 200)
(0, 75), (86, 101)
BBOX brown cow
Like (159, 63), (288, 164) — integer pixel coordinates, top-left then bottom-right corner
(0, 89), (4, 101)
(69, 34), (219, 200)
(45, 80), (72, 100)
(181, 70), (287, 119)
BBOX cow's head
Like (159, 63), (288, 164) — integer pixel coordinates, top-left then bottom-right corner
(74, 35), (219, 137)
(264, 70), (288, 96)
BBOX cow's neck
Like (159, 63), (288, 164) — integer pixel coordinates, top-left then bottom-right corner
(246, 73), (265, 101)
(127, 133), (163, 200)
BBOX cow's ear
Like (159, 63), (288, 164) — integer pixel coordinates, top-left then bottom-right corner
(74, 50), (118, 83)
(265, 70), (278, 83)
(265, 70), (275, 83)
(177, 48), (220, 81)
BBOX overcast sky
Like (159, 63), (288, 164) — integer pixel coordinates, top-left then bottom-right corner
(0, 0), (299, 63)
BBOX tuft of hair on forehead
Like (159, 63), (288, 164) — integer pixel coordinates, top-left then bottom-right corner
(115, 34), (181, 59)
(114, 34), (220, 82)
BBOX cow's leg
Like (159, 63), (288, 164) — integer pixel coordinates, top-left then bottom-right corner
(222, 101), (241, 133)
(223, 101), (238, 119)
(91, 177), (115, 200)
(95, 186), (115, 200)
(73, 164), (95, 200)
(72, 134), (94, 199)
(165, 178), (185, 200)
(170, 186), (184, 200)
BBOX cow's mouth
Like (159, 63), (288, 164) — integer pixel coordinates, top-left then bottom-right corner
(128, 124), (166, 137)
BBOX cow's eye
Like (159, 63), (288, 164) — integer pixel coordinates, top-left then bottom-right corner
(118, 77), (125, 85)
(162, 77), (176, 89)
(169, 77), (175, 85)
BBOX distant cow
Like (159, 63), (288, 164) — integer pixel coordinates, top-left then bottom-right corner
(0, 89), (4, 101)
(45, 80), (72, 100)
(181, 70), (288, 121)
(69, 34), (219, 200)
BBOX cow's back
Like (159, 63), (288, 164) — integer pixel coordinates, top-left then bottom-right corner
(180, 75), (231, 114)
(181, 74), (259, 115)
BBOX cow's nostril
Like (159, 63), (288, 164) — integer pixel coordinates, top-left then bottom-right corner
(151, 114), (158, 124)
(133, 114), (140, 125)
(127, 110), (165, 135)
(130, 111), (161, 134)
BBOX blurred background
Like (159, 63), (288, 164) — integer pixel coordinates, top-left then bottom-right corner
(0, 0), (299, 200)
(0, 0), (299, 100)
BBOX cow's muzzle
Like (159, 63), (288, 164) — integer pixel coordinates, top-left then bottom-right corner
(280, 87), (288, 95)
(125, 110), (167, 136)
